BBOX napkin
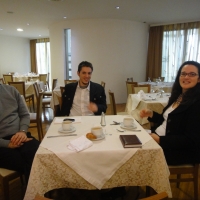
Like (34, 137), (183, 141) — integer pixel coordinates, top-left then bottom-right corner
(137, 90), (145, 99)
(67, 135), (93, 152)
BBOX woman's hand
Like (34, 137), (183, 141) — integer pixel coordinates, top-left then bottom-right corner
(150, 133), (160, 144)
(140, 109), (153, 118)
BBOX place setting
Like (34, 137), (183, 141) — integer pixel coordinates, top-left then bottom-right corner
(47, 119), (77, 138)
(86, 126), (105, 141)
(116, 117), (141, 132)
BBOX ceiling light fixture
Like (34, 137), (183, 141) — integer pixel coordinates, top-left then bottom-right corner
(116, 6), (120, 9)
(27, 23), (30, 26)
(63, 16), (67, 19)
(17, 28), (23, 32)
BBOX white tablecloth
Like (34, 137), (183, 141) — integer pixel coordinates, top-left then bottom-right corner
(24, 115), (172, 199)
(50, 84), (62, 109)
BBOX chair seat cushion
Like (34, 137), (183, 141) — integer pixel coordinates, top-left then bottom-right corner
(0, 168), (18, 177)
(42, 98), (51, 103)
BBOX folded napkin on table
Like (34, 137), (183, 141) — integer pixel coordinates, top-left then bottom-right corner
(67, 135), (93, 152)
(137, 90), (145, 99)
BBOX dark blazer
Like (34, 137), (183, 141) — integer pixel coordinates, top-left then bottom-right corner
(148, 97), (200, 165)
(61, 81), (107, 116)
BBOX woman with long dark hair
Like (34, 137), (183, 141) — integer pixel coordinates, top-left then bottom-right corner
(140, 61), (200, 165)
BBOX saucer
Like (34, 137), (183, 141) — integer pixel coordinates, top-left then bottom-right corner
(91, 134), (105, 141)
(58, 126), (76, 133)
(120, 122), (137, 130)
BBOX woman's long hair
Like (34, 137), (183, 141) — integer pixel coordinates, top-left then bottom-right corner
(169, 61), (200, 105)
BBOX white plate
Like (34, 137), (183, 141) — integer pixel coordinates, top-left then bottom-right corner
(58, 126), (76, 133)
(91, 134), (105, 141)
(120, 122), (137, 130)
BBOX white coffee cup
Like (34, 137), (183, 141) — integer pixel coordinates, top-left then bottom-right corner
(91, 126), (103, 138)
(62, 120), (73, 131)
(123, 117), (134, 127)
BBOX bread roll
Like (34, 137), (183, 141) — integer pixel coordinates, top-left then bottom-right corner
(86, 133), (97, 140)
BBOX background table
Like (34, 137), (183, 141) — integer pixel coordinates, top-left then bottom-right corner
(138, 82), (174, 93)
(24, 115), (172, 199)
(125, 93), (169, 126)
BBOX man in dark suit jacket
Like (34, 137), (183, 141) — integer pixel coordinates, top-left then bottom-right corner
(61, 61), (107, 116)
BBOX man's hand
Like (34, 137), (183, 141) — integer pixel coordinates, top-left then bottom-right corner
(8, 137), (33, 148)
(10, 132), (28, 146)
(88, 102), (98, 113)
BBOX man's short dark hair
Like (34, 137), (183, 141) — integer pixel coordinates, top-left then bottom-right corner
(78, 61), (93, 72)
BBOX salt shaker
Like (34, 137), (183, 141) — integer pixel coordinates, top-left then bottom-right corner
(100, 112), (106, 126)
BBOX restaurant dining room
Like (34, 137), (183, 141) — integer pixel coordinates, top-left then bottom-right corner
(0, 0), (200, 200)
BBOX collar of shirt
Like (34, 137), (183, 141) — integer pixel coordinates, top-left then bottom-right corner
(77, 81), (90, 91)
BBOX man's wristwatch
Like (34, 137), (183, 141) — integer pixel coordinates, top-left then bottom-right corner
(20, 130), (27, 134)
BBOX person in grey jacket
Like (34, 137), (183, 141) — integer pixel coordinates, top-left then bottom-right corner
(61, 61), (107, 116)
(140, 61), (200, 165)
(0, 83), (40, 183)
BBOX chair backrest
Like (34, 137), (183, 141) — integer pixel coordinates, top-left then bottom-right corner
(108, 90), (117, 115)
(0, 78), (5, 84)
(8, 81), (25, 96)
(3, 74), (13, 84)
(139, 192), (168, 200)
(58, 86), (65, 109)
(64, 79), (77, 85)
(37, 92), (43, 120)
(52, 78), (58, 90)
(39, 74), (47, 84)
(127, 77), (133, 82)
(101, 81), (105, 88)
(126, 81), (138, 97)
(136, 84), (151, 93)
(33, 82), (40, 99)
(132, 84), (150, 94)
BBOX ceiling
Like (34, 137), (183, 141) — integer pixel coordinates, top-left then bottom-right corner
(0, 0), (200, 39)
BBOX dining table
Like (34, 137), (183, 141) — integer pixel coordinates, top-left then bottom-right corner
(138, 82), (174, 93)
(24, 115), (172, 199)
(125, 93), (170, 127)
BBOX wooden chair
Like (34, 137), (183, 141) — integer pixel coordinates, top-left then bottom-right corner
(132, 84), (150, 93)
(168, 164), (199, 200)
(108, 90), (127, 115)
(29, 88), (44, 141)
(126, 81), (138, 97)
(101, 81), (105, 88)
(3, 74), (13, 84)
(0, 168), (24, 200)
(8, 81), (35, 112)
(39, 74), (48, 90)
(0, 78), (5, 84)
(33, 82), (51, 111)
(43, 78), (58, 97)
(64, 79), (77, 85)
(139, 192), (168, 200)
(127, 77), (133, 82)
(58, 86), (65, 109)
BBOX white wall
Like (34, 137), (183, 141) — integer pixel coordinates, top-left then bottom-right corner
(49, 19), (149, 103)
(0, 35), (30, 77)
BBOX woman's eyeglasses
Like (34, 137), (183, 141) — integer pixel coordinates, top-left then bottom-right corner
(180, 72), (199, 77)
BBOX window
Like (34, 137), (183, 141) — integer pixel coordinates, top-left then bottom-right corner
(64, 29), (71, 79)
(162, 23), (200, 81)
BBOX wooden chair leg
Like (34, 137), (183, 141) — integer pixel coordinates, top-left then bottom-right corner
(177, 174), (181, 188)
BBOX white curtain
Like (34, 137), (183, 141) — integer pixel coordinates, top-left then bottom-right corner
(162, 22), (200, 81)
(36, 38), (50, 74)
